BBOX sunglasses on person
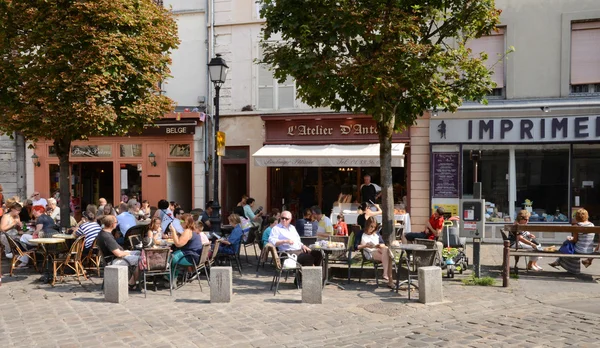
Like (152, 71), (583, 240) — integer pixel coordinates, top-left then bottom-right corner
(280, 217), (290, 221)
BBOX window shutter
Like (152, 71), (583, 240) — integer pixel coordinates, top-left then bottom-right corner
(571, 21), (600, 85)
(467, 28), (505, 88)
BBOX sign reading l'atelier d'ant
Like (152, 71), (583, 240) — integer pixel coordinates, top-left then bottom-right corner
(264, 117), (409, 144)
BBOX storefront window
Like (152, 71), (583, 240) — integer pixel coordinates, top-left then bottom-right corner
(573, 144), (600, 225)
(169, 144), (190, 157)
(120, 144), (142, 157)
(463, 148), (509, 223)
(516, 146), (569, 223)
(49, 164), (60, 195)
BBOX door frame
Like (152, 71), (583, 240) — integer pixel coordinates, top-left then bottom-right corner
(221, 146), (250, 217)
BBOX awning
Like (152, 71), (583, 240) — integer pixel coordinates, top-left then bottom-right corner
(252, 143), (405, 167)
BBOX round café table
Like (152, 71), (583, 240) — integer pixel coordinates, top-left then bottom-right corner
(312, 246), (347, 290)
(390, 244), (427, 300)
(29, 238), (67, 284)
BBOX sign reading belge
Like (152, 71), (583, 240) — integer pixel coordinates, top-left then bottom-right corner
(431, 116), (600, 143)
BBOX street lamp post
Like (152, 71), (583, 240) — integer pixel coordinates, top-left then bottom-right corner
(207, 54), (229, 233)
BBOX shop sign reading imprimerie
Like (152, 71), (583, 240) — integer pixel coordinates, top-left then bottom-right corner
(430, 116), (600, 143)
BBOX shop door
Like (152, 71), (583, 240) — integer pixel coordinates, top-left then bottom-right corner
(143, 143), (166, 206)
(80, 162), (113, 209)
(167, 161), (192, 211)
(119, 164), (142, 203)
(222, 163), (247, 221)
(573, 145), (600, 225)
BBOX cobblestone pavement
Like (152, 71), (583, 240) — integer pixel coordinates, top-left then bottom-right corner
(1, 244), (600, 347)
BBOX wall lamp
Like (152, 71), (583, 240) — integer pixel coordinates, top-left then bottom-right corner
(31, 153), (40, 167)
(148, 152), (157, 167)
(541, 106), (550, 113)
(432, 108), (439, 117)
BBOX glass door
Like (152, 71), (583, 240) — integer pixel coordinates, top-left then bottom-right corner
(573, 145), (600, 225)
(120, 163), (142, 203)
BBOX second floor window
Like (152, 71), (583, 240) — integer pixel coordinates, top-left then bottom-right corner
(466, 27), (506, 98)
(570, 21), (600, 95)
(258, 46), (296, 110)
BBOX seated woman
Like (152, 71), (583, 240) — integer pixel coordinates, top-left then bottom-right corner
(170, 214), (203, 277)
(218, 214), (244, 255)
(549, 208), (595, 273)
(1, 202), (25, 264)
(261, 216), (278, 248)
(511, 210), (543, 271)
(357, 216), (394, 288)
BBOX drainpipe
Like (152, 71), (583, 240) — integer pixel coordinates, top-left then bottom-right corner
(204, 0), (214, 205)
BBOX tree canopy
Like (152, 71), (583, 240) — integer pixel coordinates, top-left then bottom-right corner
(0, 0), (179, 225)
(259, 0), (502, 242)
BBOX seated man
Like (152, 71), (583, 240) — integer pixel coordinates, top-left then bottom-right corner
(116, 199), (139, 237)
(269, 210), (323, 267)
(403, 207), (445, 243)
(97, 215), (141, 288)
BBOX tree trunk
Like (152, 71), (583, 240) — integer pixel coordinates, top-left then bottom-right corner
(54, 138), (72, 230)
(377, 117), (395, 246)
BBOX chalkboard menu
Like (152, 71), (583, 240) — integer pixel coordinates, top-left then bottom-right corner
(432, 152), (460, 198)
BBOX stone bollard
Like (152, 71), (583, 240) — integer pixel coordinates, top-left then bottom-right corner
(104, 265), (129, 303)
(418, 266), (443, 304)
(301, 266), (322, 304)
(210, 267), (232, 303)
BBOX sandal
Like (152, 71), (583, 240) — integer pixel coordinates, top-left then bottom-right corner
(582, 260), (592, 268)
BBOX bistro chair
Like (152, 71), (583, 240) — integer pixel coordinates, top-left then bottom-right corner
(346, 230), (382, 287)
(241, 226), (260, 264)
(124, 225), (149, 250)
(216, 240), (243, 276)
(141, 247), (172, 298)
(52, 236), (87, 286)
(82, 239), (102, 277)
(207, 240), (221, 270)
(265, 243), (301, 296)
(4, 233), (39, 276)
(179, 243), (211, 291)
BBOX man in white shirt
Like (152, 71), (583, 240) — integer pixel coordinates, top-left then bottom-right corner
(268, 210), (323, 266)
(31, 192), (48, 208)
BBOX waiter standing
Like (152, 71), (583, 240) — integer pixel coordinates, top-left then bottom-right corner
(360, 174), (382, 204)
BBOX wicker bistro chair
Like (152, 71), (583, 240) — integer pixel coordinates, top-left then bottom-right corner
(82, 239), (102, 277)
(207, 240), (221, 269)
(52, 236), (88, 286)
(4, 233), (39, 276)
(141, 247), (172, 298)
(265, 243), (301, 296)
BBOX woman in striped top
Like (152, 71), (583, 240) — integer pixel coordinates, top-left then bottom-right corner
(75, 205), (102, 256)
(549, 208), (595, 274)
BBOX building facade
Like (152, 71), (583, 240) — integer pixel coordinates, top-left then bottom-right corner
(29, 0), (209, 212)
(429, 0), (600, 243)
(210, 0), (431, 227)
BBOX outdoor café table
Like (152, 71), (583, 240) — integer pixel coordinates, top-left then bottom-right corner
(28, 238), (66, 284)
(312, 245), (346, 290)
(300, 236), (317, 247)
(137, 219), (151, 226)
(53, 233), (76, 248)
(391, 243), (427, 300)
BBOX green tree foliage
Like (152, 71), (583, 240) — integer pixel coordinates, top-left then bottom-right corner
(0, 0), (179, 227)
(259, 0), (502, 242)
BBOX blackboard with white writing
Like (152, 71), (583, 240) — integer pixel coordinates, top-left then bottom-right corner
(432, 152), (460, 198)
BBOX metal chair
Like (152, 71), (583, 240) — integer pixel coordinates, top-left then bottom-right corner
(241, 226), (259, 263)
(123, 225), (149, 250)
(266, 243), (300, 296)
(180, 243), (212, 291)
(141, 248), (172, 298)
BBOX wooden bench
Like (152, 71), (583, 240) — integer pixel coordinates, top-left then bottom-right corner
(501, 224), (600, 287)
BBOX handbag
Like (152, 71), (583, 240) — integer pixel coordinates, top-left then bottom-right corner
(558, 240), (575, 254)
(283, 253), (298, 269)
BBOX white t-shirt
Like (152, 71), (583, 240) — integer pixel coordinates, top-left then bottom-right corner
(361, 233), (381, 253)
(32, 198), (48, 207)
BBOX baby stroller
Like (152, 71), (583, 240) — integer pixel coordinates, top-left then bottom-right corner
(441, 217), (469, 278)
